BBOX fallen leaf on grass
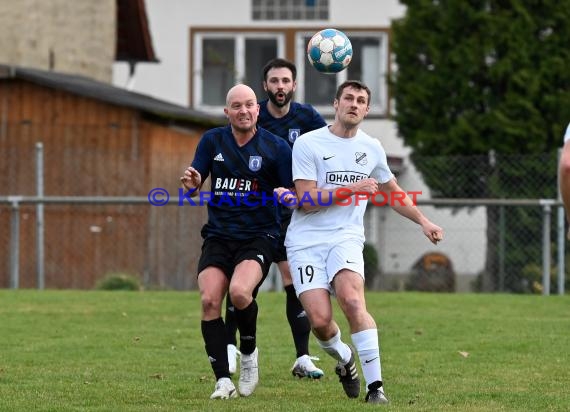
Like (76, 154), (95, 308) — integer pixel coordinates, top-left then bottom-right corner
(458, 351), (469, 358)
(149, 373), (164, 380)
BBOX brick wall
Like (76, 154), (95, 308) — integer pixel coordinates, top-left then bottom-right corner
(0, 0), (115, 82)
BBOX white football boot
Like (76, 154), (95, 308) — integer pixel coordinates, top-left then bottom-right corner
(210, 377), (238, 400)
(238, 347), (259, 396)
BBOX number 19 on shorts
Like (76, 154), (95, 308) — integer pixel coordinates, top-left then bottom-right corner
(297, 265), (314, 284)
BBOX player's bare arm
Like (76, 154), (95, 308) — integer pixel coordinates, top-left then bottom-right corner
(381, 178), (444, 244)
(180, 166), (202, 193)
(558, 141), (570, 239)
(293, 177), (379, 212)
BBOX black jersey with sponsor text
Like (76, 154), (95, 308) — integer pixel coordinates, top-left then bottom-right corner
(190, 125), (293, 240)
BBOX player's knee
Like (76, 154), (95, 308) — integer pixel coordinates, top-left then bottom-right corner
(228, 285), (251, 309)
(280, 268), (292, 284)
(307, 311), (332, 330)
(337, 295), (365, 317)
(200, 293), (222, 315)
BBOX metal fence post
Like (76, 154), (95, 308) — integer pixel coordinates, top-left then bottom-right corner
(36, 142), (45, 289)
(557, 206), (566, 295)
(556, 148), (566, 295)
(541, 201), (552, 296)
(9, 197), (21, 289)
(498, 205), (505, 291)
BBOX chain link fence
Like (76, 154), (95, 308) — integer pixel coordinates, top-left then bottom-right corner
(373, 151), (567, 294)
(1, 140), (568, 293)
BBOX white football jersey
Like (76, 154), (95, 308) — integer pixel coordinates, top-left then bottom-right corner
(285, 125), (394, 251)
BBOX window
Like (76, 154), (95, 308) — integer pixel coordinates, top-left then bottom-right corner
(193, 32), (284, 110)
(192, 30), (389, 116)
(252, 0), (329, 20)
(201, 38), (234, 106)
(296, 31), (389, 116)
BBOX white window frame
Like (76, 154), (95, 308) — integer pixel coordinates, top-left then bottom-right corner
(193, 32), (285, 113)
(295, 30), (389, 117)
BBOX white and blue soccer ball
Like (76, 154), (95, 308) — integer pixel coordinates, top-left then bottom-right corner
(307, 28), (353, 74)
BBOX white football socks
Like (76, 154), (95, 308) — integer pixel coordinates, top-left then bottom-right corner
(352, 328), (382, 388)
(316, 328), (352, 364)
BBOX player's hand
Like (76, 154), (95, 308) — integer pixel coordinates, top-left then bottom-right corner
(350, 178), (379, 195)
(274, 187), (298, 209)
(180, 167), (201, 191)
(423, 222), (444, 245)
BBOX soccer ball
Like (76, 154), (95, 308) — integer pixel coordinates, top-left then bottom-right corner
(307, 28), (352, 74)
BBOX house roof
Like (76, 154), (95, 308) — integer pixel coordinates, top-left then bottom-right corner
(116, 0), (158, 63)
(0, 64), (225, 127)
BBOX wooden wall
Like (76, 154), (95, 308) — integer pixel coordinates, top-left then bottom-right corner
(0, 79), (208, 289)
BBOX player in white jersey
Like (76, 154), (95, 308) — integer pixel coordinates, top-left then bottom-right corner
(278, 80), (444, 404)
(284, 127), (393, 251)
(558, 122), (570, 238)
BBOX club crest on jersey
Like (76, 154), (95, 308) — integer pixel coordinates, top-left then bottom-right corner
(288, 129), (301, 144)
(249, 156), (262, 171)
(355, 152), (368, 166)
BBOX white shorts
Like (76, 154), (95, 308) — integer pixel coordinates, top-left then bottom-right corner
(288, 239), (365, 297)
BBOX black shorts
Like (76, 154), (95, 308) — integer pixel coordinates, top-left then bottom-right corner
(197, 236), (276, 283)
(273, 213), (291, 263)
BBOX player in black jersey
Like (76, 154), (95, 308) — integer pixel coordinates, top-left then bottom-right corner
(181, 84), (292, 399)
(224, 58), (327, 379)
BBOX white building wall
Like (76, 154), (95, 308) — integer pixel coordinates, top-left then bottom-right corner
(114, 0), (487, 284)
(328, 0), (406, 25)
(113, 0), (406, 106)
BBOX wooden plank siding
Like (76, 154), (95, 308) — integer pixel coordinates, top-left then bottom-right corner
(0, 79), (208, 289)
